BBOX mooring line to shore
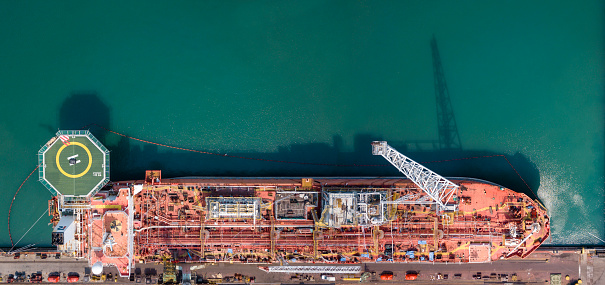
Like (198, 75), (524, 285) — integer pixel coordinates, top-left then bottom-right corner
(7, 164), (40, 247)
(501, 155), (537, 198)
(587, 232), (605, 244)
(10, 208), (49, 252)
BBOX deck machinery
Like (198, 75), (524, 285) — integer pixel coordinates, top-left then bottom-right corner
(43, 132), (549, 277)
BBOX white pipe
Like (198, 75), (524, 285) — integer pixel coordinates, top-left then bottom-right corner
(136, 224), (317, 233)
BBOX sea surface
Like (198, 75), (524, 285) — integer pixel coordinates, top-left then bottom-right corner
(0, 1), (603, 248)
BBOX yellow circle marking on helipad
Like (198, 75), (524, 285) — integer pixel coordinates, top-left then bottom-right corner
(55, 141), (93, 178)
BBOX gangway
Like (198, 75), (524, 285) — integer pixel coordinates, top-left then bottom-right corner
(200, 211), (206, 259)
(265, 265), (361, 274)
(311, 209), (320, 259)
(270, 211), (276, 258)
(8, 244), (35, 254)
(372, 226), (380, 255)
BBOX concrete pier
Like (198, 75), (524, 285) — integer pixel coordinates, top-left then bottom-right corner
(1, 247), (605, 284)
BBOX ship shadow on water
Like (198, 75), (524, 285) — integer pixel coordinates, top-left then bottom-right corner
(58, 91), (110, 141)
(57, 93), (541, 203)
(116, 134), (541, 202)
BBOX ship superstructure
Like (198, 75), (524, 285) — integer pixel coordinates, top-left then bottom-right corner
(41, 132), (549, 277)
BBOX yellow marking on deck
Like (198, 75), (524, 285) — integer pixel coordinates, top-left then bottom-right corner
(56, 142), (92, 178)
(92, 204), (122, 209)
(449, 241), (471, 253)
(458, 201), (522, 215)
(393, 241), (471, 257)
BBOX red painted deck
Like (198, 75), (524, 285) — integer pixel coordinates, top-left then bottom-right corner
(88, 188), (130, 277)
(74, 176), (549, 275)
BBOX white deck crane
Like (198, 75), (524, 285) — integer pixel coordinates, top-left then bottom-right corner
(371, 141), (458, 211)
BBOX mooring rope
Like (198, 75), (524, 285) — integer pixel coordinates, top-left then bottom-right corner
(7, 164), (40, 247)
(10, 208), (49, 252)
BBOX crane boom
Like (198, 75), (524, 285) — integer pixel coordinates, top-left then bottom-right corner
(371, 141), (458, 209)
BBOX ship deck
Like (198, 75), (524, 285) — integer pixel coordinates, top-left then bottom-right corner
(87, 188), (131, 276)
(79, 176), (549, 275)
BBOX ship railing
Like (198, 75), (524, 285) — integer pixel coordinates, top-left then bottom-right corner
(60, 205), (92, 211)
(56, 130), (88, 136)
(37, 150), (58, 194)
(127, 188), (134, 278)
(59, 196), (91, 211)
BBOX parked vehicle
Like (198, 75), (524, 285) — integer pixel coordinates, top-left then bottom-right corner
(67, 273), (79, 283)
(30, 273), (43, 283)
(321, 274), (336, 281)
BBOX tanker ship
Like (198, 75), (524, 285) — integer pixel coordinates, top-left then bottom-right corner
(40, 131), (549, 277)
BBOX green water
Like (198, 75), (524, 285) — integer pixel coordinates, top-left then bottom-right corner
(0, 1), (603, 248)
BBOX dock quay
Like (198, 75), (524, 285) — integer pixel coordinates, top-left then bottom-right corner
(0, 246), (604, 284)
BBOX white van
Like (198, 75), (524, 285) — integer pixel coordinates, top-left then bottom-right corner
(321, 275), (336, 281)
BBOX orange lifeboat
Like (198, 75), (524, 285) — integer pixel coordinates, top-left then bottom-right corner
(380, 272), (393, 280)
(405, 272), (418, 280)
(47, 275), (60, 283)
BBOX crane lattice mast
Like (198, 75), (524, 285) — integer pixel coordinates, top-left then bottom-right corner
(372, 141), (458, 210)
